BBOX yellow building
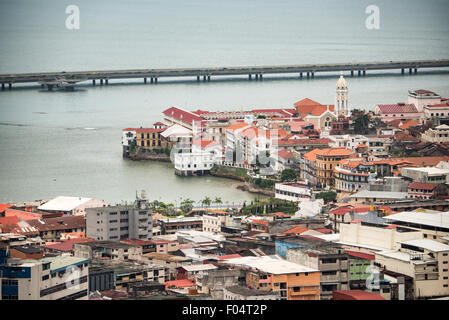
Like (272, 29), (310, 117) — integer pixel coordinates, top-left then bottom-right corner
(135, 128), (170, 150)
(315, 147), (353, 188)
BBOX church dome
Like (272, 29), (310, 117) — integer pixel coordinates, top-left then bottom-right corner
(336, 72), (347, 89)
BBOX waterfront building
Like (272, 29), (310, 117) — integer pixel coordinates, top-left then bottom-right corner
(85, 195), (153, 241)
(174, 151), (215, 176)
(162, 106), (203, 130)
(37, 196), (106, 217)
(135, 128), (169, 150)
(122, 128), (136, 156)
(423, 101), (449, 123)
(408, 89), (442, 113)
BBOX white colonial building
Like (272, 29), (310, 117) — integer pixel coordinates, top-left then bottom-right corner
(421, 124), (449, 143)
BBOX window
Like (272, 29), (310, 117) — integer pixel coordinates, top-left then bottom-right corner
(42, 275), (49, 281)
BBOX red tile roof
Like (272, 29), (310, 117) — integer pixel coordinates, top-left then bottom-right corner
(329, 207), (352, 216)
(0, 204), (12, 213)
(5, 208), (42, 221)
(164, 279), (195, 289)
(216, 254), (242, 260)
(163, 106), (203, 124)
(316, 147), (353, 157)
(282, 226), (309, 235)
(313, 228), (332, 234)
(333, 290), (385, 300)
(0, 216), (20, 225)
(192, 139), (219, 148)
(344, 250), (375, 260)
(385, 224), (399, 229)
(45, 238), (94, 252)
(122, 128), (137, 131)
(136, 128), (166, 133)
(408, 182), (438, 191)
(276, 149), (294, 159)
(376, 103), (418, 114)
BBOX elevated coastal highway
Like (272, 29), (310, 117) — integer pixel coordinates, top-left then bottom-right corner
(1, 59), (449, 89)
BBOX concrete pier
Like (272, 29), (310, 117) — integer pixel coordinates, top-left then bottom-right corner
(197, 75), (200, 81)
(2, 83), (4, 90)
(249, 74), (252, 80)
(414, 68), (417, 74)
(300, 72), (303, 78)
(100, 79), (103, 85)
(207, 75), (210, 81)
(363, 70), (366, 76)
(154, 78), (158, 83)
(144, 77), (147, 84)
(402, 68), (404, 74)
(358, 70), (361, 76)
(92, 79), (96, 85)
(9, 83), (12, 89)
(351, 70), (354, 76)
(105, 79), (108, 85)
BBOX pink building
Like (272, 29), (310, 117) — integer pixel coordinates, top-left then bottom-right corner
(373, 103), (422, 122)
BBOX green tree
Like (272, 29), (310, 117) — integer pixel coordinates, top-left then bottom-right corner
(214, 197), (223, 208)
(316, 191), (337, 204)
(353, 114), (370, 134)
(201, 196), (212, 208)
(180, 198), (194, 214)
(281, 168), (297, 182)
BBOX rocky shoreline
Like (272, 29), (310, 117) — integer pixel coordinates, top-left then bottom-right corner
(235, 182), (275, 197)
(209, 170), (246, 182)
(126, 153), (171, 162)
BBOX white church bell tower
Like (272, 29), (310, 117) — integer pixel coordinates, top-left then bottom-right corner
(335, 72), (348, 116)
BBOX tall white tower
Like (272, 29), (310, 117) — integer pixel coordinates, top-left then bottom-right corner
(335, 72), (349, 116)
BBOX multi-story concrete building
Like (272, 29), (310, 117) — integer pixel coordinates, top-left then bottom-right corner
(73, 241), (142, 262)
(401, 167), (449, 184)
(421, 124), (449, 143)
(286, 245), (350, 300)
(86, 196), (153, 241)
(223, 286), (280, 300)
(135, 128), (169, 150)
(195, 269), (242, 299)
(202, 214), (221, 233)
(158, 216), (203, 235)
(0, 245), (89, 300)
(174, 151), (215, 176)
(274, 182), (312, 202)
(334, 159), (375, 193)
(328, 134), (368, 151)
(223, 255), (320, 300)
(408, 89), (442, 113)
(375, 239), (449, 299)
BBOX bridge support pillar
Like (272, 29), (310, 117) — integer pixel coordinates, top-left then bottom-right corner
(9, 83), (12, 89)
(255, 74), (258, 80)
(259, 74), (263, 80)
(105, 79), (108, 85)
(150, 78), (154, 83)
(249, 74), (252, 80)
(401, 68), (404, 74)
(155, 78), (158, 83)
(409, 68), (412, 74)
(358, 70), (361, 76)
(207, 75), (210, 81)
(363, 70), (366, 76)
(311, 72), (314, 78)
(203, 76), (206, 81)
(414, 68), (417, 74)
(197, 76), (200, 82)
(351, 70), (354, 77)
(307, 72), (310, 78)
(144, 77), (147, 84)
(93, 79), (96, 85)
(100, 79), (104, 85)
(300, 72), (303, 78)
(2, 83), (5, 90)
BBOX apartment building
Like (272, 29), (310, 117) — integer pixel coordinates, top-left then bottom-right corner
(286, 245), (349, 300)
(315, 148), (353, 188)
(202, 214), (221, 233)
(73, 241), (142, 262)
(86, 197), (153, 241)
(223, 255), (320, 300)
(0, 246), (89, 300)
(274, 182), (312, 202)
(375, 239), (449, 299)
(223, 286), (280, 300)
(158, 217), (203, 235)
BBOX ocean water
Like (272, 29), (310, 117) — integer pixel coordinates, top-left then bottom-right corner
(0, 0), (448, 203)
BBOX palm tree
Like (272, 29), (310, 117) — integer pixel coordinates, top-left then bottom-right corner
(214, 197), (223, 208)
(202, 196), (212, 209)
